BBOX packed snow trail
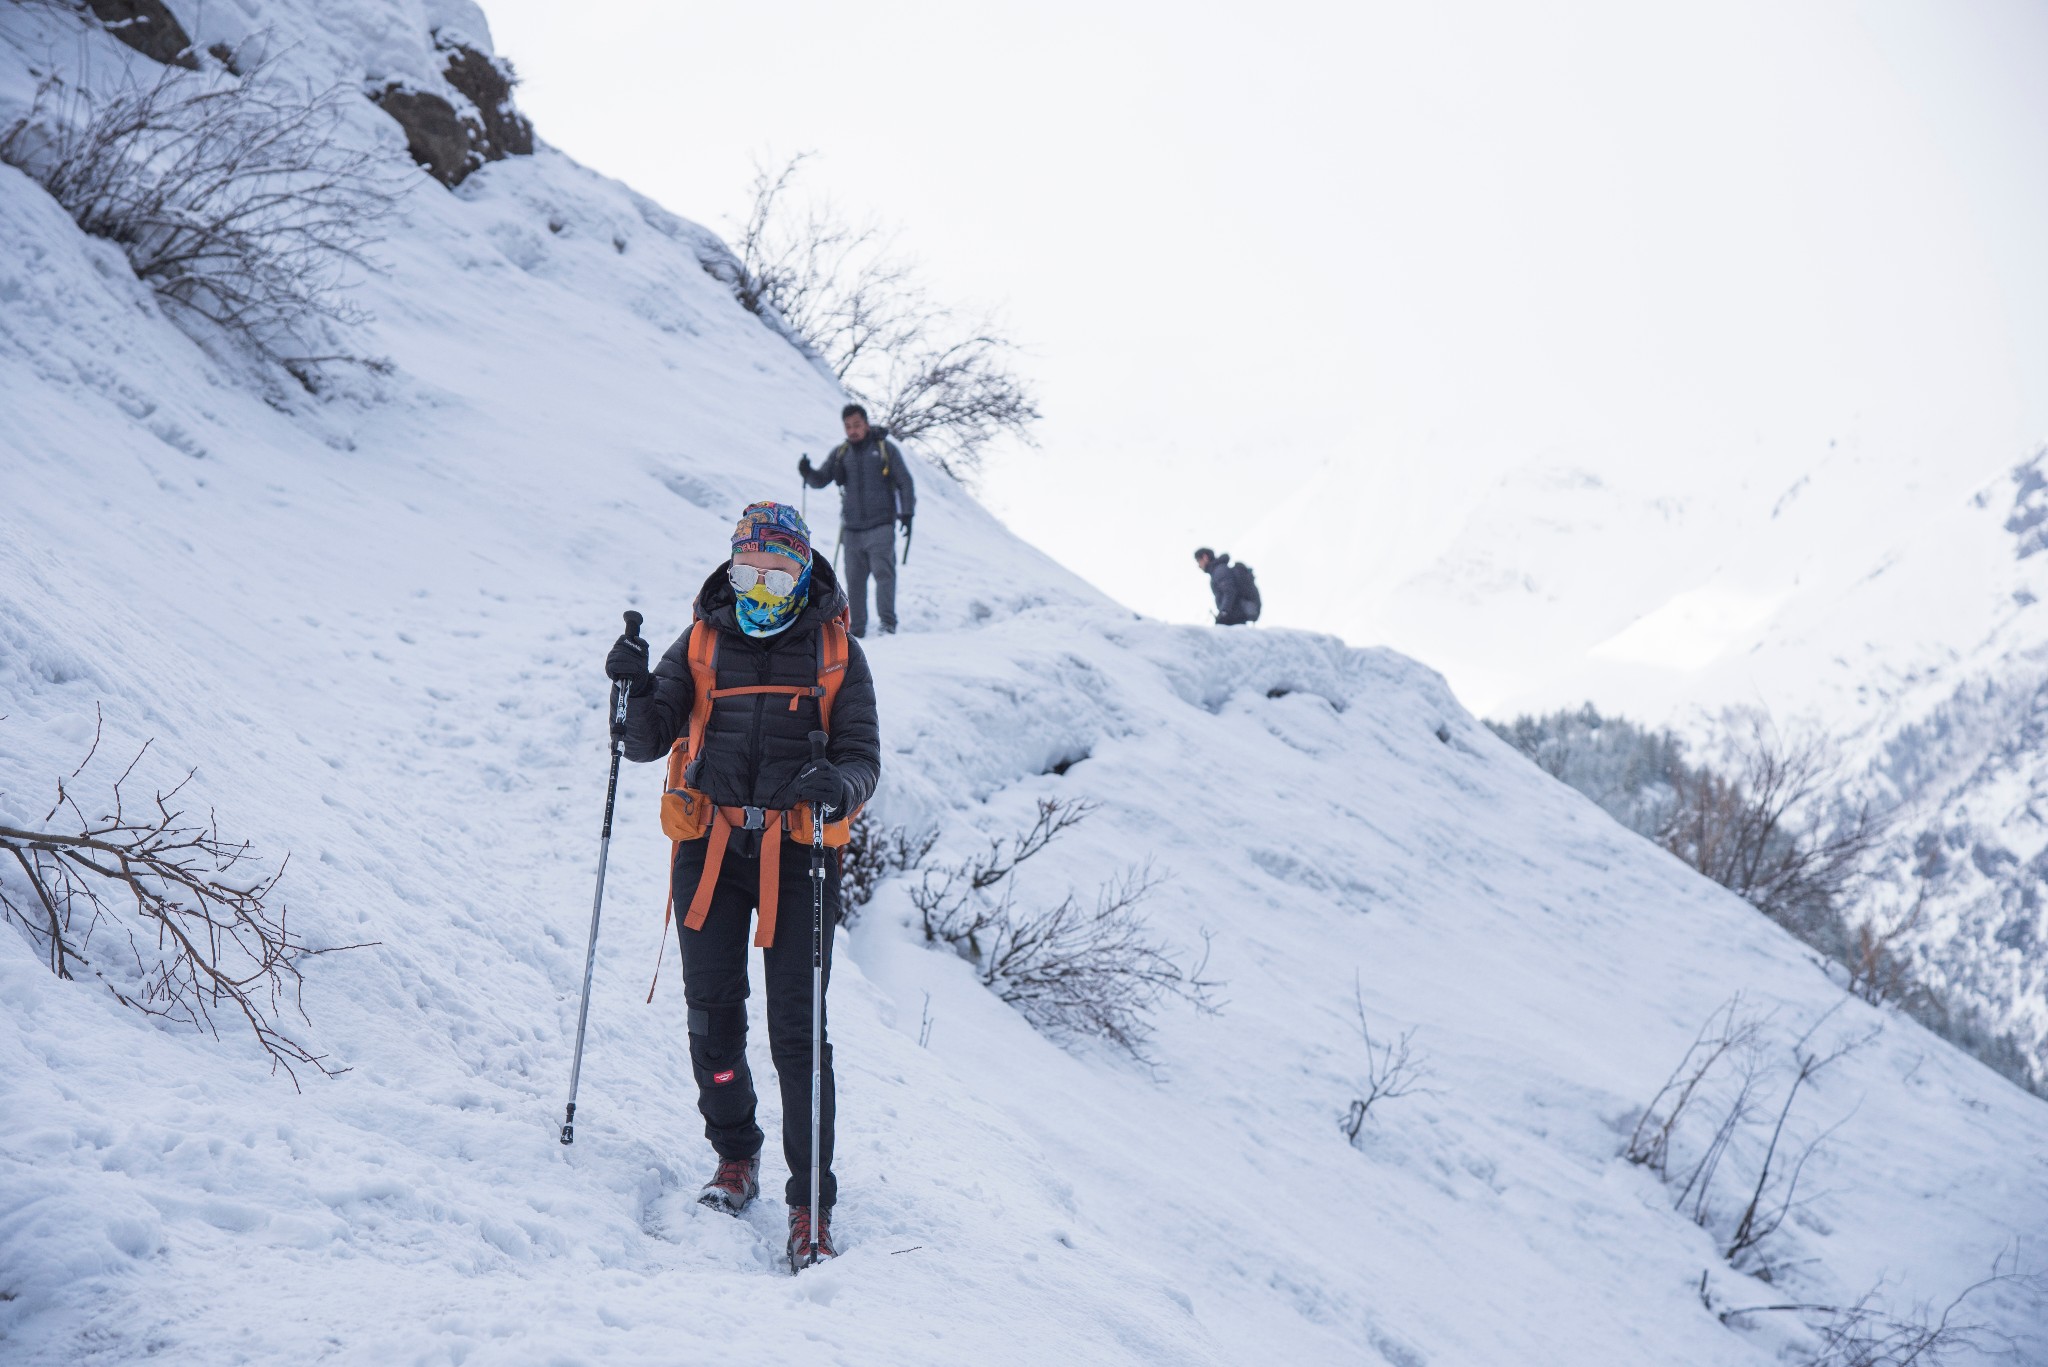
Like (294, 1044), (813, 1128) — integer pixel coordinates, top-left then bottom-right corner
(3, 4), (2046, 1363)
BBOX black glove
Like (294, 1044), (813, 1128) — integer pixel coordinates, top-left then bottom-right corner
(605, 632), (652, 696)
(798, 454), (814, 478)
(898, 513), (913, 531)
(794, 757), (850, 815)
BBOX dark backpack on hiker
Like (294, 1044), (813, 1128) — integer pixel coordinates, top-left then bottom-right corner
(1233, 562), (1262, 621)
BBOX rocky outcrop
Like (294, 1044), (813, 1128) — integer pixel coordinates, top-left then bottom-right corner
(85, 0), (197, 69)
(371, 35), (533, 189)
(441, 43), (532, 160)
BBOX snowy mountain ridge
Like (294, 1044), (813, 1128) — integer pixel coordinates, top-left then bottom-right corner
(2, 4), (2045, 1364)
(1856, 500), (2048, 1094)
(1463, 438), (2048, 1095)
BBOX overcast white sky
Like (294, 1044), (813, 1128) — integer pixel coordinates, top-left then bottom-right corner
(480, 0), (2048, 712)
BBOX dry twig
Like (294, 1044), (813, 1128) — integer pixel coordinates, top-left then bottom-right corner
(1340, 975), (1434, 1140)
(0, 712), (364, 1084)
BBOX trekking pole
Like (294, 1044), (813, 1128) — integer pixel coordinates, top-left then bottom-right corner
(900, 518), (913, 565)
(561, 609), (642, 1145)
(800, 455), (808, 522)
(804, 729), (832, 1264)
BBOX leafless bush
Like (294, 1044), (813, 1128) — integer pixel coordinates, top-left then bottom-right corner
(1340, 975), (1434, 1141)
(0, 52), (403, 371)
(0, 712), (360, 1084)
(1724, 1006), (1880, 1267)
(838, 809), (937, 927)
(705, 153), (1040, 481)
(1661, 709), (1891, 953)
(1845, 891), (1933, 1010)
(1718, 1259), (2038, 1367)
(1628, 996), (1877, 1273)
(910, 796), (1092, 946)
(1493, 706), (1932, 1027)
(910, 798), (1218, 1058)
(1626, 994), (1769, 1179)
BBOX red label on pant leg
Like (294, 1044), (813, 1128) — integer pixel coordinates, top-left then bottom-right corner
(713, 1070), (735, 1085)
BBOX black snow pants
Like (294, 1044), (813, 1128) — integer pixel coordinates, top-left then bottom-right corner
(673, 835), (839, 1210)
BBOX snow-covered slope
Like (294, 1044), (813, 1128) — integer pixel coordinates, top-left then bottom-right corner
(3, 5), (2045, 1364)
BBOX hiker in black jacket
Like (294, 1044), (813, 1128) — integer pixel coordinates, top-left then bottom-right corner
(1194, 547), (1258, 626)
(605, 501), (880, 1270)
(798, 403), (915, 638)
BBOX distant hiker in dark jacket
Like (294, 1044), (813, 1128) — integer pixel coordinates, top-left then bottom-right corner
(606, 501), (880, 1270)
(798, 403), (915, 638)
(1194, 547), (1259, 626)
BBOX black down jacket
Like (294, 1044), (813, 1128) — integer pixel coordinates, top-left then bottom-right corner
(1206, 552), (1252, 625)
(800, 426), (916, 533)
(622, 556), (881, 840)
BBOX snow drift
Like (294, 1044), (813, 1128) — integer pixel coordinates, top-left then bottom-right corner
(2, 3), (2044, 1363)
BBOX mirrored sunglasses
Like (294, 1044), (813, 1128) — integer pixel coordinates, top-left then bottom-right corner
(729, 563), (800, 597)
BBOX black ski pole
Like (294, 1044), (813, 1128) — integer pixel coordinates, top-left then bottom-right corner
(561, 609), (642, 1145)
(803, 729), (832, 1265)
(900, 518), (913, 565)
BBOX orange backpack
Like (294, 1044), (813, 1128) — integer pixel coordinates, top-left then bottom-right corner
(654, 613), (857, 958)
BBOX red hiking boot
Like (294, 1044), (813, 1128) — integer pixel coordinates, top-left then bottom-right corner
(786, 1206), (838, 1272)
(697, 1154), (759, 1215)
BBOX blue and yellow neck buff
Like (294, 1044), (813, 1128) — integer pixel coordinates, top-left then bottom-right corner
(729, 501), (813, 638)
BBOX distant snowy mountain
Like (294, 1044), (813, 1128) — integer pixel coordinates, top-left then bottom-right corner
(1837, 456), (2048, 1092)
(3, 4), (2045, 1365)
(1445, 434), (2048, 1092)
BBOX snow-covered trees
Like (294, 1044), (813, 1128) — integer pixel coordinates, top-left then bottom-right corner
(1493, 707), (1894, 981)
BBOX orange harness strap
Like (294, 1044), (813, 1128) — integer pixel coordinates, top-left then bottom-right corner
(682, 806), (790, 947)
(649, 616), (855, 1000)
(709, 683), (818, 712)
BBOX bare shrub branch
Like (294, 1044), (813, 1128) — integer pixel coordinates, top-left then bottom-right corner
(910, 798), (1218, 1059)
(1492, 706), (1932, 1021)
(1626, 993), (1771, 1179)
(1725, 1010), (1881, 1266)
(979, 864), (1219, 1056)
(1628, 996), (1875, 1271)
(1660, 708), (1892, 954)
(1719, 1257), (2041, 1367)
(838, 809), (937, 927)
(1846, 889), (1934, 1010)
(0, 711), (366, 1085)
(910, 797), (1095, 943)
(0, 50), (405, 370)
(1670, 1041), (1769, 1227)
(1341, 975), (1434, 1141)
(869, 326), (1041, 482)
(704, 153), (1039, 481)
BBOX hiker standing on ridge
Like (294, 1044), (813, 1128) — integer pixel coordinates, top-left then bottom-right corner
(1194, 547), (1261, 626)
(798, 403), (915, 638)
(605, 501), (880, 1271)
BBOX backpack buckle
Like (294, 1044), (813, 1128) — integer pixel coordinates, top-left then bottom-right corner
(739, 806), (768, 831)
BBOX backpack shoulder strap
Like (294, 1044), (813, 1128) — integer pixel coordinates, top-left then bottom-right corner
(683, 622), (719, 768)
(816, 617), (850, 732)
